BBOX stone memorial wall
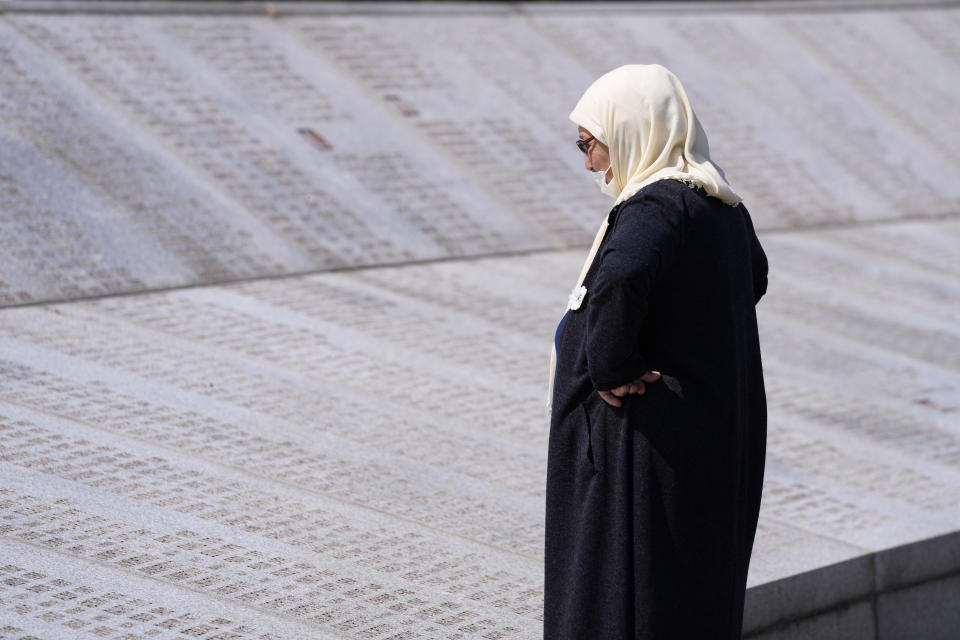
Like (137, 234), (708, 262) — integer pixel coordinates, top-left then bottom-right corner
(1, 5), (959, 305)
(1, 3), (959, 639)
(0, 216), (957, 638)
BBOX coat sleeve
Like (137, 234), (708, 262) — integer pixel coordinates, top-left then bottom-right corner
(584, 194), (683, 391)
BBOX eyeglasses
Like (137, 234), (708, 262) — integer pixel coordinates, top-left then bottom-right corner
(576, 136), (595, 154)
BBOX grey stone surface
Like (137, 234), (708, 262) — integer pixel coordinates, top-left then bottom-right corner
(744, 530), (960, 637)
(746, 600), (876, 640)
(2, 5), (960, 305)
(877, 572), (960, 640)
(744, 554), (875, 634)
(875, 530), (960, 592)
(1, 218), (958, 637)
(1, 2), (959, 638)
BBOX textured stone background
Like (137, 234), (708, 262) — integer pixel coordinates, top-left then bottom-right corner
(1, 3), (958, 639)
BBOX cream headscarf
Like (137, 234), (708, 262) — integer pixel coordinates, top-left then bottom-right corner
(547, 64), (741, 412)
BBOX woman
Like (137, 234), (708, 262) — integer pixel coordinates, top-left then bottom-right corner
(545, 64), (768, 639)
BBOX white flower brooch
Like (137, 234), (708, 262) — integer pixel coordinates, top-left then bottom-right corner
(568, 285), (587, 310)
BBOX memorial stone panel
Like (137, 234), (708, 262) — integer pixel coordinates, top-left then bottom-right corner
(0, 19), (300, 304)
(0, 412), (542, 638)
(0, 538), (333, 640)
(2, 4), (960, 637)
(156, 16), (540, 259)
(2, 7), (960, 305)
(2, 12), (560, 307)
(287, 14), (607, 244)
(2, 212), (959, 636)
(528, 9), (960, 230)
(9, 15), (404, 267)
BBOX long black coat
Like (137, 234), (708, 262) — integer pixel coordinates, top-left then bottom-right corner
(544, 178), (768, 640)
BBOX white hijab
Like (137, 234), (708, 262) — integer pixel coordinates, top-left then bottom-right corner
(547, 64), (740, 411)
(572, 63), (740, 207)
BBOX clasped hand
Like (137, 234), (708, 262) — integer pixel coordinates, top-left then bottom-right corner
(597, 371), (662, 408)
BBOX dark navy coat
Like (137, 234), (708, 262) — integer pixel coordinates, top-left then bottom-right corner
(544, 178), (768, 639)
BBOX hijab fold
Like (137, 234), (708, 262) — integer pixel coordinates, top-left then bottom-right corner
(547, 64), (740, 412)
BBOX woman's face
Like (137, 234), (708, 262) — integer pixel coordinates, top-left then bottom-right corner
(578, 126), (612, 181)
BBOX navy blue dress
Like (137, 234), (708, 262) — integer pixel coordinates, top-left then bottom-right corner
(544, 178), (768, 639)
